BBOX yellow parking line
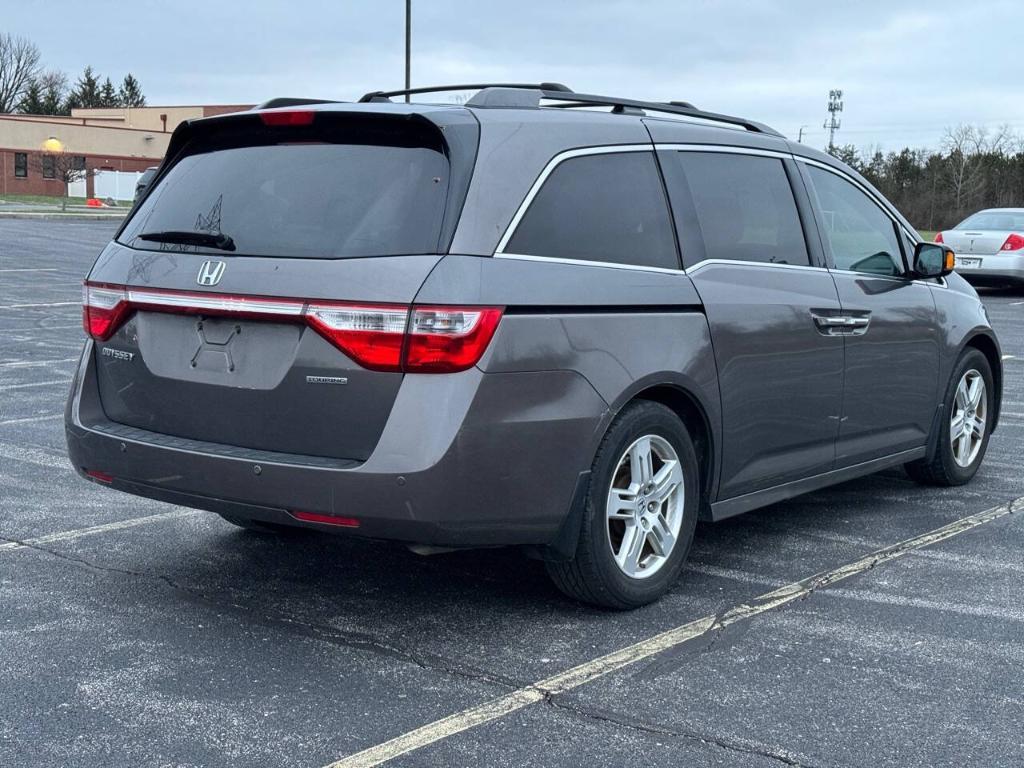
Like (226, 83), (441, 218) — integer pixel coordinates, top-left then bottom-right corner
(324, 496), (1023, 768)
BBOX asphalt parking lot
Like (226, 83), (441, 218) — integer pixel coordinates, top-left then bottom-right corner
(1, 219), (1022, 768)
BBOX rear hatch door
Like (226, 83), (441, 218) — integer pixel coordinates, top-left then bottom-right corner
(87, 107), (477, 461)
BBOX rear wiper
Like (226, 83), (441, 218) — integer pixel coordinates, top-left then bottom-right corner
(136, 230), (236, 251)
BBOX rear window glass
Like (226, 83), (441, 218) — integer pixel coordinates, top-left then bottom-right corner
(120, 140), (450, 259)
(504, 151), (678, 270)
(955, 211), (1024, 230)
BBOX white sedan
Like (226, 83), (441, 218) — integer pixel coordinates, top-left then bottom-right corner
(937, 208), (1024, 286)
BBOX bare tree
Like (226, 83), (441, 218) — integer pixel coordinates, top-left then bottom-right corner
(942, 124), (1012, 215)
(0, 33), (42, 112)
(33, 151), (94, 211)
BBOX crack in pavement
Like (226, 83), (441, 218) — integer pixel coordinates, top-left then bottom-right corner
(0, 533), (526, 694)
(544, 694), (818, 767)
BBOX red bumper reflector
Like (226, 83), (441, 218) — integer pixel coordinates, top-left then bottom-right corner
(85, 469), (114, 484)
(291, 511), (360, 528)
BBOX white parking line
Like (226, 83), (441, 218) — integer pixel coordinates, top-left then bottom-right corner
(0, 413), (62, 426)
(0, 509), (203, 552)
(0, 442), (68, 468)
(323, 496), (1023, 768)
(0, 268), (59, 273)
(0, 301), (78, 310)
(0, 357), (78, 368)
(0, 378), (71, 391)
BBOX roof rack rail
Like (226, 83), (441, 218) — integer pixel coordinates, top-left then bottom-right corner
(538, 89), (782, 136)
(254, 97), (340, 109)
(355, 83), (781, 137)
(358, 83), (572, 103)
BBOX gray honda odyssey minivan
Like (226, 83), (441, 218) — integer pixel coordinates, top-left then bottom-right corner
(66, 84), (1003, 608)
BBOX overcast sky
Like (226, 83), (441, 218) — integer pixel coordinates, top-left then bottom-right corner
(7, 0), (1023, 151)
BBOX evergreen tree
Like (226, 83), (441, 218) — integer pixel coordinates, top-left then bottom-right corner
(67, 65), (101, 109)
(15, 70), (69, 115)
(98, 77), (118, 107)
(118, 73), (145, 107)
(40, 78), (69, 115)
(16, 80), (45, 113)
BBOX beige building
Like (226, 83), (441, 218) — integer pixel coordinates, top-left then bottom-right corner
(0, 104), (252, 197)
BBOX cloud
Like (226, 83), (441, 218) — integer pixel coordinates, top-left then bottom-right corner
(5, 0), (1021, 149)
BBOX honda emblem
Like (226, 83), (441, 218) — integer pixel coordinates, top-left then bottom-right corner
(196, 260), (226, 286)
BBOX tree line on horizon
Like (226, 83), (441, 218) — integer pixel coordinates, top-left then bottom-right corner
(824, 125), (1022, 232)
(0, 33), (145, 116)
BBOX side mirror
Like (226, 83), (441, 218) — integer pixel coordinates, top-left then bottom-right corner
(913, 242), (955, 278)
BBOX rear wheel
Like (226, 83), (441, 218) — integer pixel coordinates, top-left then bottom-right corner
(546, 401), (699, 609)
(905, 348), (993, 486)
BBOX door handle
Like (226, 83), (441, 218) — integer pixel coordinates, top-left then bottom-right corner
(811, 312), (871, 336)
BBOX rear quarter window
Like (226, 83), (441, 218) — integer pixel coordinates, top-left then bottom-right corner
(504, 151), (679, 270)
(120, 137), (450, 259)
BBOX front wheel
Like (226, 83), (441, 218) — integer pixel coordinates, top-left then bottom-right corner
(546, 401), (699, 609)
(905, 348), (994, 486)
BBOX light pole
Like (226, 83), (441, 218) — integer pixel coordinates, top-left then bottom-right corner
(797, 125), (808, 143)
(404, 0), (411, 102)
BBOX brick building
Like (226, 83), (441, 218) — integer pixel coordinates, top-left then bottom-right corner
(0, 104), (252, 198)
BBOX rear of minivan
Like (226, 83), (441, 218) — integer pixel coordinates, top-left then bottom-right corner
(65, 104), (606, 548)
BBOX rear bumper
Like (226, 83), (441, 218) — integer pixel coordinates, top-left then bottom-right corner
(66, 341), (608, 548)
(955, 252), (1024, 283)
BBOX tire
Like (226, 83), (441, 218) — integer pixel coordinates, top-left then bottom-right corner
(546, 401), (700, 609)
(905, 348), (994, 486)
(217, 513), (298, 535)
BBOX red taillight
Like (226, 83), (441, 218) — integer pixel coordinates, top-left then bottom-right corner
(405, 306), (504, 373)
(1000, 233), (1024, 251)
(85, 469), (113, 484)
(81, 282), (503, 373)
(290, 511), (360, 528)
(305, 303), (409, 372)
(934, 232), (944, 243)
(259, 110), (315, 126)
(82, 283), (129, 341)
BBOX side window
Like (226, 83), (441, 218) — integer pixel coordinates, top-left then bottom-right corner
(505, 151), (678, 270)
(805, 166), (903, 276)
(672, 152), (810, 267)
(14, 152), (27, 178)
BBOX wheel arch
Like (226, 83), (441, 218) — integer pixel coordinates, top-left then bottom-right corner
(961, 330), (1003, 432)
(536, 374), (721, 562)
(621, 380), (719, 521)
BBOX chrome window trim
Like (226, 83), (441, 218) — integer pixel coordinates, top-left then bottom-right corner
(495, 252), (686, 275)
(495, 141), (806, 273)
(685, 258), (827, 275)
(494, 144), (653, 255)
(653, 143), (792, 160)
(829, 267), (948, 289)
(493, 143), (928, 283)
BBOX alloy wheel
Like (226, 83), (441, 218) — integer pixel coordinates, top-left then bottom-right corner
(605, 434), (685, 579)
(950, 368), (987, 468)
